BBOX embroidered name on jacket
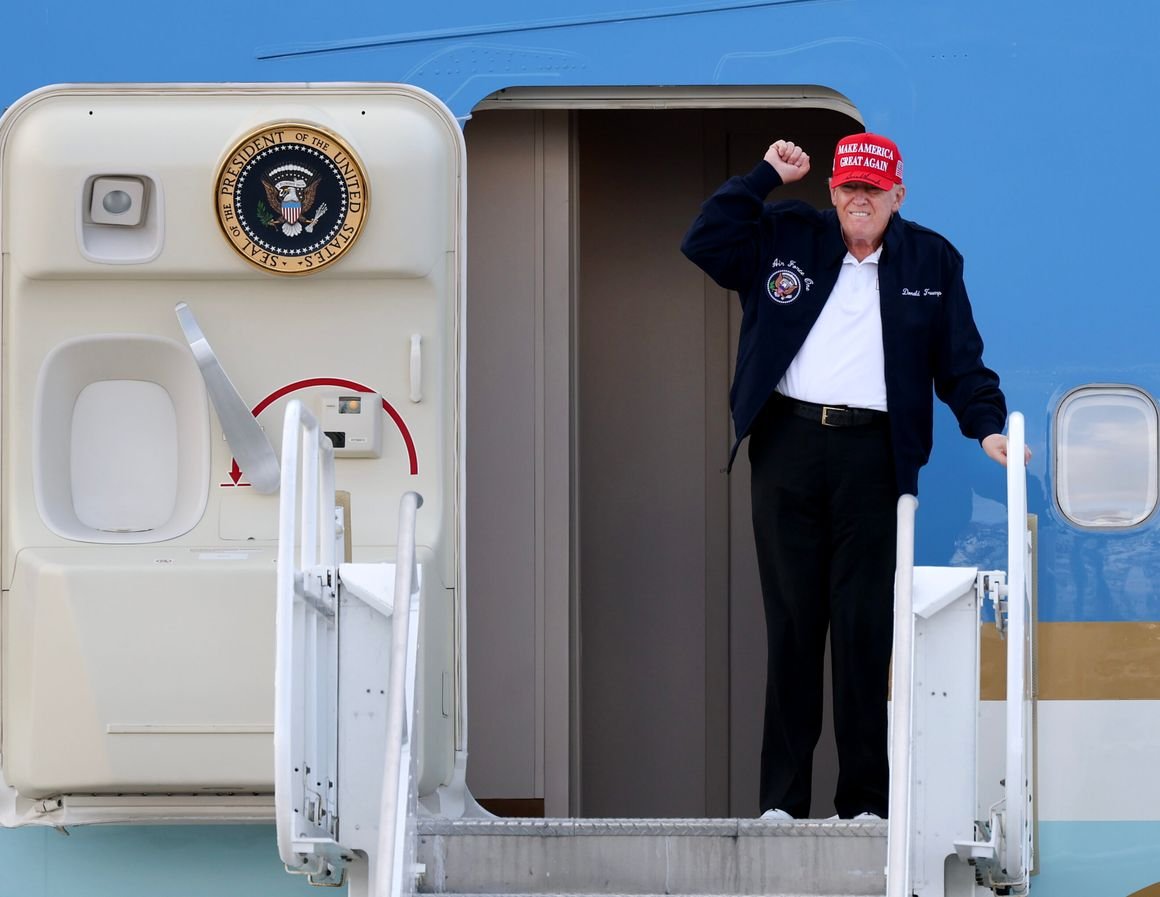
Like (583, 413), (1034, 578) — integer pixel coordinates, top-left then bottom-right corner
(901, 288), (943, 297)
(766, 258), (814, 305)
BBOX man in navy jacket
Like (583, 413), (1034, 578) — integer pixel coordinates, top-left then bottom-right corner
(681, 134), (1021, 821)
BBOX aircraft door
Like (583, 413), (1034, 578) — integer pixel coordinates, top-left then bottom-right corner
(0, 84), (463, 820)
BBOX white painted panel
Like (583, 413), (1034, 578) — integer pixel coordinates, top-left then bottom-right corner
(0, 85), (463, 810)
(979, 700), (1160, 822)
(4, 548), (277, 796)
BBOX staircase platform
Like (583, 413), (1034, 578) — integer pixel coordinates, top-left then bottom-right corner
(416, 817), (887, 897)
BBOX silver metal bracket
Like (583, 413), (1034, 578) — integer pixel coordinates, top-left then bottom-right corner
(298, 565), (338, 619)
(953, 810), (1029, 895)
(953, 810), (999, 865)
(977, 570), (1008, 637)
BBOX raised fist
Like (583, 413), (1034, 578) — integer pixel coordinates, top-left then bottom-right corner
(763, 140), (811, 184)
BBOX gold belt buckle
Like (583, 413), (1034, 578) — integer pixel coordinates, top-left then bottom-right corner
(821, 406), (843, 427)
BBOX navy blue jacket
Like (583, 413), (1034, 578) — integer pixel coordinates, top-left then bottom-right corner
(681, 161), (1007, 496)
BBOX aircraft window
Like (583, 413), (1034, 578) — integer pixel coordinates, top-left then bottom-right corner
(1056, 385), (1159, 528)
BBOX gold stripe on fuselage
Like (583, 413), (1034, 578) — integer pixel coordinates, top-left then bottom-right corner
(981, 621), (1160, 700)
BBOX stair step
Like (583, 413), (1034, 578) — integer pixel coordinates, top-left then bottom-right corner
(416, 817), (887, 896)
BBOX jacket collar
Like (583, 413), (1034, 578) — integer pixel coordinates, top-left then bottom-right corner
(881, 212), (905, 263)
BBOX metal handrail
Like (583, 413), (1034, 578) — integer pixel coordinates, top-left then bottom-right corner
(275, 398), (425, 896)
(885, 493), (918, 897)
(374, 490), (423, 897)
(274, 400), (338, 877)
(1003, 411), (1032, 889)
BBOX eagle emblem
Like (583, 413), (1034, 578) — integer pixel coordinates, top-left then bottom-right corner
(261, 164), (329, 237)
(766, 269), (802, 304)
(215, 121), (369, 275)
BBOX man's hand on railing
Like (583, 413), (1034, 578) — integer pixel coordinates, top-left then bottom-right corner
(982, 433), (1032, 467)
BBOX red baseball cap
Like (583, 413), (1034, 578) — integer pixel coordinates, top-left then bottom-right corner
(831, 133), (904, 191)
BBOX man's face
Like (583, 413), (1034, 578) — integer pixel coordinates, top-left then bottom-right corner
(829, 181), (905, 251)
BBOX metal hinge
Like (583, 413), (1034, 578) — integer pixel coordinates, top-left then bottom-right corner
(977, 570), (1008, 637)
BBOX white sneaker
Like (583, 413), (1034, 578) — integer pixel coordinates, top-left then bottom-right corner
(759, 808), (793, 821)
(853, 811), (881, 821)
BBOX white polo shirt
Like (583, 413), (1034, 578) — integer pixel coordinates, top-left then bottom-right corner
(775, 247), (888, 411)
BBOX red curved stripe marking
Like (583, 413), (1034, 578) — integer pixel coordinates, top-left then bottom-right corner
(250, 377), (418, 475)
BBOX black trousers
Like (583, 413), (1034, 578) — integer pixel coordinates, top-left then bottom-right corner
(748, 398), (897, 819)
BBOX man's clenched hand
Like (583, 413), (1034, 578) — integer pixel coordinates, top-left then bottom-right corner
(764, 140), (811, 184)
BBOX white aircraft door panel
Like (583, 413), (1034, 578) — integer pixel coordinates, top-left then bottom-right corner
(0, 84), (463, 817)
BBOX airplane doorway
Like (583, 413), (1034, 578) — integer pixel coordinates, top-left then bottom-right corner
(464, 97), (864, 818)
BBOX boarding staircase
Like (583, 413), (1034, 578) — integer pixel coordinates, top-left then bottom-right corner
(276, 413), (1036, 897)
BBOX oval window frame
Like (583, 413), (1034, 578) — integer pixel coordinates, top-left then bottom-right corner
(1054, 384), (1160, 530)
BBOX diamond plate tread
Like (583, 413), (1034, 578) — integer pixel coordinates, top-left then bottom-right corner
(416, 817), (888, 896)
(416, 816), (888, 838)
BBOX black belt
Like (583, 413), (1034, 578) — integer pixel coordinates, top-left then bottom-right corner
(775, 395), (888, 428)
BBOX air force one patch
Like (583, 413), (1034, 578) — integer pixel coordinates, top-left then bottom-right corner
(767, 269), (802, 304)
(215, 122), (368, 275)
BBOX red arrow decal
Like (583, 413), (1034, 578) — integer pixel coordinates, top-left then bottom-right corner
(220, 458), (252, 487)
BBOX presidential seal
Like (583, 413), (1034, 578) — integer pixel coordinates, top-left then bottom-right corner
(767, 269), (802, 304)
(215, 122), (368, 275)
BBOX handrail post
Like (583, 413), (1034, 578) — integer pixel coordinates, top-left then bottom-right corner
(274, 400), (340, 880)
(1003, 411), (1031, 889)
(274, 401), (305, 871)
(374, 491), (424, 897)
(886, 493), (918, 897)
